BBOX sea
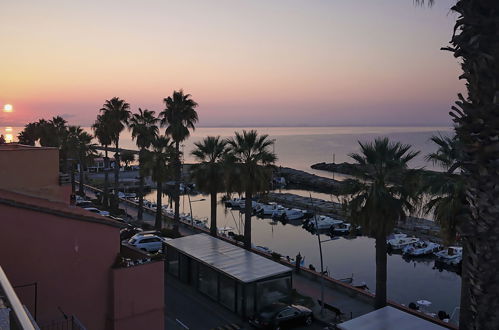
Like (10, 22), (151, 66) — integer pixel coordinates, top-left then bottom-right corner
(4, 125), (460, 318)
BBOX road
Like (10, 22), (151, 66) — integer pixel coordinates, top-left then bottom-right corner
(165, 275), (326, 330)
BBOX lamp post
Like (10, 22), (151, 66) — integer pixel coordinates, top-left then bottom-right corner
(186, 189), (205, 228)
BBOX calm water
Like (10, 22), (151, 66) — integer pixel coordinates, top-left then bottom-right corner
(6, 125), (460, 314)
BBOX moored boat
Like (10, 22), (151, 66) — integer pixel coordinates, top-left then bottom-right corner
(306, 215), (343, 230)
(387, 233), (420, 250)
(434, 246), (463, 265)
(403, 241), (440, 257)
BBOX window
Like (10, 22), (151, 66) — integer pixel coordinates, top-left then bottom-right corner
(198, 264), (218, 300)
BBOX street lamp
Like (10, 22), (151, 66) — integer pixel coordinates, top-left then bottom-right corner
(186, 190), (205, 228)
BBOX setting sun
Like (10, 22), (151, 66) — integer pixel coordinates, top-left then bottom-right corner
(3, 104), (13, 112)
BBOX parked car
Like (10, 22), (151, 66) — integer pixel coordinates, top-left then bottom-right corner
(83, 207), (110, 217)
(127, 234), (171, 252)
(106, 215), (126, 223)
(250, 303), (313, 329)
(76, 201), (95, 208)
(120, 225), (143, 241)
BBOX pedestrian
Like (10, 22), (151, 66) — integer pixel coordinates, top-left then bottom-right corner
(295, 252), (302, 272)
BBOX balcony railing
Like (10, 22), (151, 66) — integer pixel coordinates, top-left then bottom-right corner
(0, 266), (38, 330)
(38, 316), (86, 330)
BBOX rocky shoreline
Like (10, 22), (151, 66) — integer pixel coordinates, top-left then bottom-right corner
(276, 167), (343, 193)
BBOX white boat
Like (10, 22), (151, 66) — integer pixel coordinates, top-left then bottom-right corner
(236, 199), (258, 209)
(271, 207), (304, 221)
(225, 197), (244, 208)
(434, 246), (463, 264)
(253, 245), (273, 254)
(403, 241), (440, 257)
(255, 203), (281, 216)
(387, 233), (420, 250)
(330, 222), (352, 235)
(307, 215), (343, 230)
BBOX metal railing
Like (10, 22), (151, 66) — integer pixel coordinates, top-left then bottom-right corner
(38, 316), (86, 330)
(0, 266), (37, 330)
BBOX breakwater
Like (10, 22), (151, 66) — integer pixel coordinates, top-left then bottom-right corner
(276, 167), (343, 193)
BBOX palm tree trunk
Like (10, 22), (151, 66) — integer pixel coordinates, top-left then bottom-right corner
(447, 2), (499, 328)
(155, 181), (163, 230)
(71, 161), (76, 194)
(137, 149), (145, 221)
(113, 141), (120, 211)
(210, 191), (217, 237)
(78, 154), (84, 196)
(459, 238), (471, 328)
(173, 141), (181, 234)
(103, 147), (109, 208)
(244, 190), (252, 249)
(374, 234), (387, 309)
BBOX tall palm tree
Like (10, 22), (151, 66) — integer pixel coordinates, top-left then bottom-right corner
(143, 135), (174, 230)
(191, 136), (228, 237)
(17, 122), (38, 146)
(343, 137), (419, 309)
(415, 1), (499, 328)
(128, 108), (159, 221)
(160, 90), (199, 234)
(67, 126), (96, 196)
(423, 134), (471, 326)
(226, 130), (276, 249)
(100, 97), (131, 211)
(92, 113), (114, 207)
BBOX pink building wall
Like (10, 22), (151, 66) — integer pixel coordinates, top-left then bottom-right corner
(0, 203), (120, 329)
(111, 261), (165, 330)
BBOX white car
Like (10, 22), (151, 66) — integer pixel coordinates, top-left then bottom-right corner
(128, 234), (171, 252)
(83, 207), (110, 217)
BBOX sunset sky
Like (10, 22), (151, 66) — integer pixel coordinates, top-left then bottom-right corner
(1, 0), (463, 127)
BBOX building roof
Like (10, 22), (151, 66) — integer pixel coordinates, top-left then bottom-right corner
(165, 234), (292, 283)
(0, 143), (56, 151)
(337, 306), (448, 330)
(0, 189), (124, 228)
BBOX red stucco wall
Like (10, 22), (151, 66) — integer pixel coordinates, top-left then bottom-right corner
(111, 261), (165, 330)
(0, 204), (120, 330)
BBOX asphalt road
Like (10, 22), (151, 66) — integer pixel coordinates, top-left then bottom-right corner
(165, 275), (326, 330)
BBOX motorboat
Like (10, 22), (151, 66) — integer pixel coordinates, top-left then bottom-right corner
(225, 197), (244, 208)
(330, 222), (352, 235)
(255, 203), (281, 216)
(434, 246), (463, 265)
(236, 199), (259, 209)
(271, 207), (304, 221)
(306, 215), (343, 230)
(253, 245), (273, 254)
(403, 241), (440, 257)
(387, 233), (420, 250)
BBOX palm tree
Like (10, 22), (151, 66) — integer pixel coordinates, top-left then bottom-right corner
(190, 136), (228, 237)
(414, 1), (499, 328)
(423, 134), (471, 326)
(343, 137), (419, 309)
(92, 113), (113, 207)
(121, 151), (135, 168)
(143, 135), (174, 230)
(128, 108), (159, 221)
(17, 122), (38, 146)
(160, 90), (199, 234)
(226, 130), (277, 249)
(100, 97), (131, 211)
(67, 126), (96, 196)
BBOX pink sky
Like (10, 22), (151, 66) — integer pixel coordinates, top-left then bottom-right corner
(0, 0), (463, 127)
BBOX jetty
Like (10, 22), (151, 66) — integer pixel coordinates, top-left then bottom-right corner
(276, 167), (343, 193)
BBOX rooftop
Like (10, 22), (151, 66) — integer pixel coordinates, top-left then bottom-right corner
(337, 306), (447, 330)
(0, 143), (56, 151)
(0, 189), (123, 228)
(165, 233), (292, 283)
